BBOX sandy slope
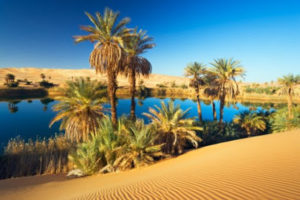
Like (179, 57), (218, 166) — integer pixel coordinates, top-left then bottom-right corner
(0, 67), (188, 88)
(0, 130), (299, 200)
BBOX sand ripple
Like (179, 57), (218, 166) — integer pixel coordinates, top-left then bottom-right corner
(1, 130), (299, 200)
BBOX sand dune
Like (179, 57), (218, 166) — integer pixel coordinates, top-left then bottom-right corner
(0, 130), (300, 200)
(0, 67), (189, 88)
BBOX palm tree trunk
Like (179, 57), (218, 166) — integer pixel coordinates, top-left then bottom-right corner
(195, 89), (202, 123)
(108, 70), (118, 125)
(219, 94), (225, 124)
(130, 67), (136, 121)
(212, 101), (217, 120)
(288, 88), (294, 119)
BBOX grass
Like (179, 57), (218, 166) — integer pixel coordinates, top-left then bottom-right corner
(0, 135), (75, 179)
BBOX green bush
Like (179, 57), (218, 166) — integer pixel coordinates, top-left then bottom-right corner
(270, 106), (300, 132)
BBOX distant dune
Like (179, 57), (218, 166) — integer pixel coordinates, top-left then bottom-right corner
(0, 129), (299, 200)
(0, 67), (189, 88)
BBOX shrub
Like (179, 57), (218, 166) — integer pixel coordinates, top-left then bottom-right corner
(68, 117), (164, 175)
(198, 121), (242, 146)
(270, 106), (300, 132)
(39, 80), (54, 88)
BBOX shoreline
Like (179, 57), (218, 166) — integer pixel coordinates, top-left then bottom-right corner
(0, 86), (298, 104)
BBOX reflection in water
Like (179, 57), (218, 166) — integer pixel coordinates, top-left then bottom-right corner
(8, 101), (20, 113)
(0, 97), (284, 147)
(40, 98), (54, 111)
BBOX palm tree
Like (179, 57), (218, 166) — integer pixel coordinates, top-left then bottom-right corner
(74, 8), (131, 125)
(143, 101), (202, 155)
(209, 58), (245, 124)
(203, 73), (219, 120)
(113, 119), (165, 170)
(5, 73), (15, 84)
(122, 29), (154, 120)
(184, 62), (206, 122)
(278, 74), (300, 119)
(50, 78), (107, 142)
(234, 111), (266, 136)
(40, 73), (46, 81)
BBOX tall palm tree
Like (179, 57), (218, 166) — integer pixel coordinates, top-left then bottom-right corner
(233, 111), (266, 136)
(122, 29), (154, 120)
(278, 74), (300, 119)
(143, 101), (202, 155)
(50, 78), (107, 142)
(184, 62), (206, 122)
(209, 58), (245, 124)
(74, 8), (131, 125)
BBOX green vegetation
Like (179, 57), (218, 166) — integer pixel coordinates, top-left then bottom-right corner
(122, 29), (154, 120)
(278, 74), (300, 119)
(74, 8), (132, 125)
(209, 58), (245, 124)
(184, 62), (206, 122)
(233, 111), (269, 136)
(143, 101), (202, 155)
(1, 7), (300, 180)
(270, 106), (300, 132)
(244, 86), (280, 95)
(49, 78), (107, 142)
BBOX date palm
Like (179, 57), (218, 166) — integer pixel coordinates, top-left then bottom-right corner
(122, 29), (154, 120)
(50, 78), (107, 142)
(143, 101), (202, 155)
(74, 8), (131, 125)
(234, 111), (266, 136)
(203, 73), (219, 120)
(113, 120), (165, 170)
(184, 62), (206, 122)
(209, 58), (245, 124)
(278, 74), (300, 119)
(5, 73), (15, 84)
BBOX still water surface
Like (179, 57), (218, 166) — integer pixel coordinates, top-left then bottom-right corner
(0, 97), (273, 147)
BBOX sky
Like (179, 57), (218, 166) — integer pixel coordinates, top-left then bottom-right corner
(0, 0), (300, 82)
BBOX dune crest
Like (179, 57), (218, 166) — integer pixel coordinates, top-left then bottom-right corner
(0, 130), (299, 200)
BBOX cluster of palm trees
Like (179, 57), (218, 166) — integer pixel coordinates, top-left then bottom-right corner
(184, 58), (245, 124)
(74, 8), (154, 125)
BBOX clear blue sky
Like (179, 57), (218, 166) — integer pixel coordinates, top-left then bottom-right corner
(1, 0), (300, 82)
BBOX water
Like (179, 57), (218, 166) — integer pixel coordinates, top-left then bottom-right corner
(0, 97), (274, 147)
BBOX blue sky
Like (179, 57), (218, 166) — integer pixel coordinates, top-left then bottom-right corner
(0, 0), (300, 82)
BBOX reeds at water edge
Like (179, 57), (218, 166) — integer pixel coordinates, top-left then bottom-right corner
(0, 135), (75, 179)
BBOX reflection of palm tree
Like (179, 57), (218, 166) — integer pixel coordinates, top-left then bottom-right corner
(74, 8), (131, 125)
(203, 73), (218, 121)
(8, 101), (20, 113)
(40, 98), (54, 112)
(209, 58), (245, 124)
(278, 74), (300, 119)
(184, 62), (206, 122)
(122, 29), (154, 120)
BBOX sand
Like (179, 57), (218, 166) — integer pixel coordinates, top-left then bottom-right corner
(0, 67), (189, 88)
(0, 130), (299, 200)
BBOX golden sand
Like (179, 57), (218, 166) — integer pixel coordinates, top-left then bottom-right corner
(0, 130), (299, 200)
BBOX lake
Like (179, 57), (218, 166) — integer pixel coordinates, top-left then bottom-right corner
(0, 97), (275, 148)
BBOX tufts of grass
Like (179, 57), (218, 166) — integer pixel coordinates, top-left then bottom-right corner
(0, 135), (75, 179)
